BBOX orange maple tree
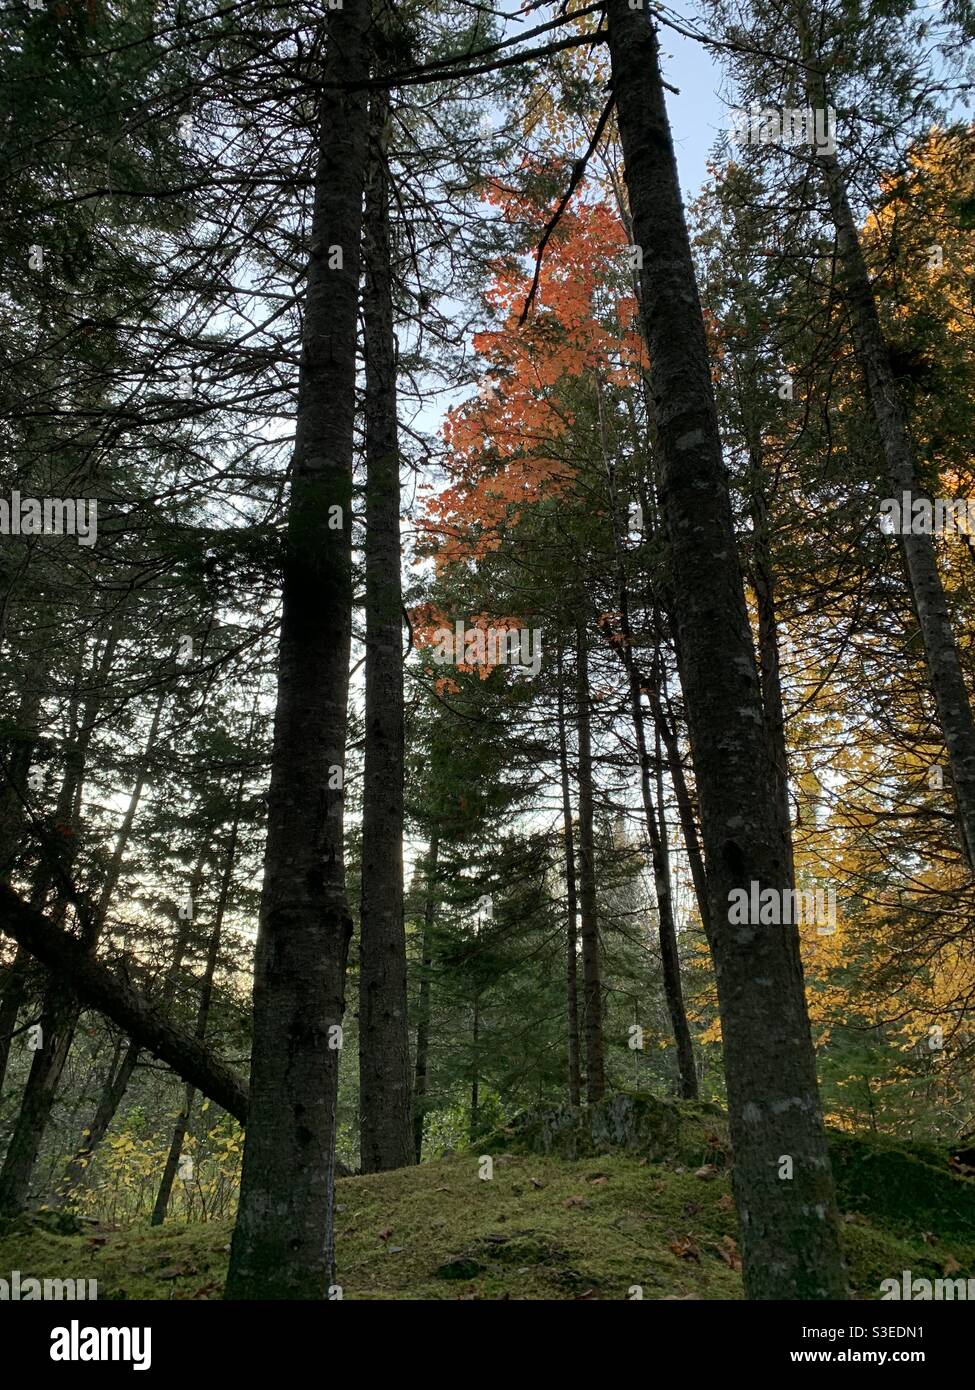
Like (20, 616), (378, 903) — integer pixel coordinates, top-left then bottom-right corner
(416, 172), (646, 576)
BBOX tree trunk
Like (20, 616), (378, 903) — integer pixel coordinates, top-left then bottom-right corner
(819, 151), (975, 870)
(55, 831), (206, 1212)
(604, 1), (846, 1298)
(153, 790), (241, 1224)
(225, 0), (370, 1300)
(358, 86), (412, 1175)
(0, 883), (248, 1122)
(0, 657), (44, 881)
(56, 1037), (140, 1206)
(0, 947), (30, 1099)
(599, 384), (697, 1098)
(469, 994), (480, 1142)
(645, 622), (713, 938)
(575, 619), (605, 1103)
(0, 992), (77, 1213)
(412, 830), (438, 1164)
(152, 1081), (195, 1228)
(556, 646), (582, 1108)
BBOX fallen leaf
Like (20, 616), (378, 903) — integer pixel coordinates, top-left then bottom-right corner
(714, 1235), (742, 1271)
(668, 1235), (700, 1261)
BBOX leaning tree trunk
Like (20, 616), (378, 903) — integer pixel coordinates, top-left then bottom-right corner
(574, 618), (605, 1104)
(604, 1), (846, 1299)
(225, 0), (370, 1300)
(0, 685), (162, 1214)
(358, 86), (413, 1175)
(556, 646), (582, 1108)
(58, 826), (208, 1211)
(818, 153), (975, 870)
(0, 883), (248, 1121)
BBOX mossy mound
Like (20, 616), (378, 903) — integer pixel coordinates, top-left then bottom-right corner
(0, 1135), (970, 1299)
(828, 1131), (975, 1239)
(494, 1095), (974, 1236)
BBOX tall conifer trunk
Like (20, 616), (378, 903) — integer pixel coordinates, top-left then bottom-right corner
(225, 0), (370, 1299)
(604, 0), (846, 1298)
(358, 85), (413, 1174)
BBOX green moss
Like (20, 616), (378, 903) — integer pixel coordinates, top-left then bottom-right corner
(829, 1131), (975, 1239)
(0, 1120), (970, 1299)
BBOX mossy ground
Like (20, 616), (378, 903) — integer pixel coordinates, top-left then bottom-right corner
(1, 1143), (972, 1299)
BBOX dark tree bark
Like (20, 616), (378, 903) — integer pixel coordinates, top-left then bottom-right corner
(225, 0), (370, 1300)
(412, 830), (438, 1164)
(358, 86), (413, 1175)
(0, 947), (30, 1098)
(152, 1082), (195, 1228)
(575, 618), (605, 1104)
(556, 645), (582, 1108)
(0, 997), (76, 1215)
(604, 2), (846, 1298)
(0, 658), (44, 881)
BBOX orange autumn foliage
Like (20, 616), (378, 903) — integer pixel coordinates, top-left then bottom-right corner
(420, 176), (647, 572)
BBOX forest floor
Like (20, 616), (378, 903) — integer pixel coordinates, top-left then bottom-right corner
(2, 1136), (973, 1299)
